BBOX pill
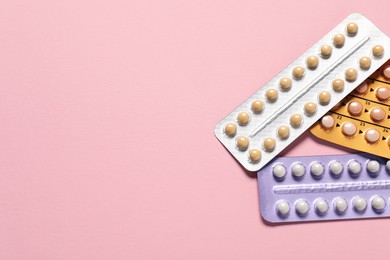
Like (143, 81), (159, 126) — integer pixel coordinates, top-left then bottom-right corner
(386, 160), (390, 171)
(320, 45), (332, 58)
(334, 197), (348, 214)
(333, 34), (345, 48)
(237, 112), (250, 126)
(341, 122), (357, 136)
(295, 199), (310, 216)
(249, 149), (261, 163)
(365, 129), (380, 144)
(263, 138), (276, 152)
(224, 123), (237, 137)
(279, 77), (292, 91)
(251, 100), (264, 113)
(277, 125), (290, 139)
(372, 45), (384, 57)
(291, 163), (305, 178)
(329, 161), (343, 176)
(273, 164), (286, 179)
(347, 101), (363, 116)
(359, 56), (371, 70)
(306, 56), (319, 70)
(304, 102), (317, 115)
(348, 160), (362, 175)
(347, 23), (358, 35)
(353, 196), (367, 212)
(354, 81), (368, 95)
(376, 87), (390, 101)
(311, 162), (324, 178)
(266, 88), (278, 102)
(236, 136), (249, 151)
(332, 79), (345, 92)
(367, 160), (380, 174)
(292, 66), (305, 79)
(321, 115), (334, 129)
(345, 68), (357, 82)
(370, 107), (386, 122)
(371, 195), (386, 213)
(276, 200), (290, 216)
(383, 66), (390, 79)
(315, 199), (329, 215)
(290, 114), (303, 128)
(318, 91), (331, 105)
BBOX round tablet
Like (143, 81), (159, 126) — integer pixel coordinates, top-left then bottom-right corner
(237, 112), (250, 126)
(236, 136), (249, 151)
(263, 138), (276, 152)
(311, 162), (324, 178)
(321, 45), (332, 58)
(341, 122), (357, 136)
(347, 101), (363, 116)
(347, 23), (358, 35)
(332, 79), (345, 92)
(364, 129), (380, 144)
(354, 81), (368, 95)
(370, 107), (385, 122)
(295, 199), (310, 216)
(279, 77), (292, 91)
(334, 197), (348, 214)
(251, 100), (264, 113)
(353, 196), (367, 212)
(386, 160), (390, 171)
(291, 163), (305, 178)
(306, 56), (319, 70)
(266, 88), (278, 102)
(359, 56), (371, 70)
(292, 66), (305, 79)
(273, 164), (286, 179)
(321, 115), (335, 129)
(367, 160), (380, 174)
(329, 161), (343, 176)
(276, 200), (290, 216)
(290, 114), (303, 128)
(383, 66), (390, 79)
(277, 125), (290, 139)
(224, 123), (237, 137)
(345, 68), (357, 82)
(376, 87), (390, 101)
(318, 91), (331, 105)
(348, 160), (362, 175)
(304, 102), (317, 115)
(371, 195), (386, 213)
(315, 199), (329, 215)
(249, 149), (261, 163)
(333, 34), (345, 48)
(372, 45), (384, 57)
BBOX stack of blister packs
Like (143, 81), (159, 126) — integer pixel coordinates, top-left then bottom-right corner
(214, 13), (390, 223)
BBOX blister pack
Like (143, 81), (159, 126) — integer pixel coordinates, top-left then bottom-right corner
(310, 60), (390, 158)
(258, 153), (390, 223)
(214, 13), (390, 171)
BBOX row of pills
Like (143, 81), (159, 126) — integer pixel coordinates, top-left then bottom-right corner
(354, 81), (390, 101)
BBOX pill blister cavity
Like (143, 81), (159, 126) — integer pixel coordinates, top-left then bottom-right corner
(273, 164), (286, 180)
(371, 195), (386, 213)
(347, 23), (358, 36)
(369, 107), (385, 122)
(345, 68), (357, 82)
(295, 199), (310, 216)
(386, 160), (390, 171)
(341, 122), (357, 136)
(249, 149), (261, 163)
(263, 138), (276, 152)
(348, 160), (362, 177)
(236, 136), (249, 151)
(290, 114), (303, 128)
(224, 123), (237, 137)
(237, 112), (250, 126)
(376, 87), (390, 101)
(279, 77), (292, 91)
(347, 101), (363, 116)
(306, 56), (319, 70)
(333, 34), (345, 48)
(383, 65), (390, 79)
(332, 79), (345, 92)
(334, 197), (348, 215)
(292, 66), (305, 80)
(277, 125), (290, 139)
(353, 196), (367, 212)
(372, 45), (384, 58)
(304, 102), (317, 115)
(367, 160), (380, 175)
(354, 81), (368, 95)
(276, 200), (290, 217)
(318, 91), (331, 105)
(291, 163), (305, 179)
(266, 89), (278, 102)
(359, 56), (371, 70)
(315, 199), (329, 215)
(320, 45), (332, 58)
(310, 162), (324, 178)
(251, 100), (264, 114)
(365, 129), (380, 144)
(321, 115), (334, 129)
(329, 161), (343, 177)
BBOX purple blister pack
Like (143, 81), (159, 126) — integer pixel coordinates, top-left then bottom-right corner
(258, 153), (390, 223)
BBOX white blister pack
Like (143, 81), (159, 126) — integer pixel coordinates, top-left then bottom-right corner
(214, 13), (390, 171)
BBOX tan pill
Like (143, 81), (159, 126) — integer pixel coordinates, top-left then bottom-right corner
(318, 91), (331, 105)
(279, 77), (292, 91)
(306, 56), (319, 70)
(372, 45), (384, 57)
(333, 34), (345, 48)
(321, 45), (332, 58)
(266, 88), (278, 102)
(345, 68), (357, 82)
(236, 136), (249, 151)
(249, 149), (261, 163)
(224, 123), (237, 137)
(304, 102), (317, 115)
(263, 138), (276, 152)
(332, 79), (345, 92)
(251, 100), (264, 113)
(277, 125), (290, 139)
(290, 114), (303, 128)
(347, 23), (358, 35)
(359, 57), (371, 70)
(237, 112), (250, 126)
(292, 66), (305, 79)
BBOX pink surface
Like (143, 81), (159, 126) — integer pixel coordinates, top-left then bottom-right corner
(1, 1), (389, 259)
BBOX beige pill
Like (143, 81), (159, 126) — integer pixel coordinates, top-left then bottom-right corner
(345, 68), (357, 82)
(332, 79), (345, 92)
(236, 136), (249, 151)
(318, 91), (331, 105)
(224, 123), (237, 137)
(249, 149), (261, 163)
(290, 114), (303, 128)
(359, 57), (371, 70)
(372, 45), (384, 57)
(304, 102), (317, 115)
(266, 88), (278, 102)
(347, 23), (358, 35)
(251, 100), (264, 113)
(306, 56), (319, 70)
(237, 112), (250, 126)
(333, 34), (345, 48)
(263, 138), (276, 152)
(321, 45), (332, 58)
(277, 125), (290, 139)
(292, 66), (305, 79)
(279, 77), (292, 91)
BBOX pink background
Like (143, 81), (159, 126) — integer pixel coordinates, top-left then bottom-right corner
(1, 0), (389, 259)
